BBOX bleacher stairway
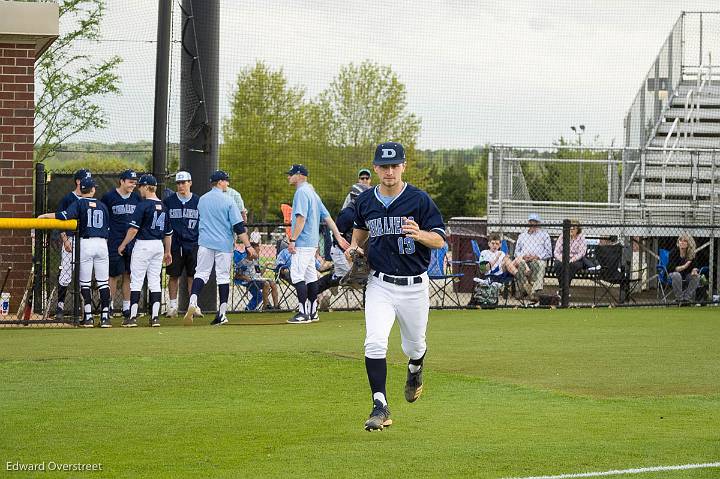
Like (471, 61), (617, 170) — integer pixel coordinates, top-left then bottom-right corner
(623, 78), (720, 225)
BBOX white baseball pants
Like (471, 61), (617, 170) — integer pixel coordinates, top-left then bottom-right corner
(194, 246), (232, 285)
(58, 236), (75, 287)
(130, 239), (164, 292)
(290, 247), (318, 284)
(79, 238), (109, 285)
(364, 270), (429, 360)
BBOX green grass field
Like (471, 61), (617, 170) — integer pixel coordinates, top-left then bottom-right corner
(1, 307), (719, 479)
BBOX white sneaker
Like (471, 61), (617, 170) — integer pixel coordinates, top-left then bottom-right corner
(588, 265), (601, 272)
(473, 277), (489, 286)
(165, 307), (178, 318)
(194, 307), (204, 318)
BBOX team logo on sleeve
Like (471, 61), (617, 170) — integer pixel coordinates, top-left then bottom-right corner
(89, 202), (96, 207)
(155, 204), (163, 211)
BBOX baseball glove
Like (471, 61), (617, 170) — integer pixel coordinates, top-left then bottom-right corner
(340, 250), (371, 289)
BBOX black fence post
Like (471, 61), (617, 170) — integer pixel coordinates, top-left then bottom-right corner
(33, 163), (45, 314)
(561, 219), (571, 308)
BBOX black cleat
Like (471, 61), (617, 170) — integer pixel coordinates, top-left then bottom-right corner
(150, 317), (160, 328)
(100, 317), (112, 328)
(309, 311), (319, 322)
(210, 314), (228, 326)
(82, 317), (94, 328)
(404, 367), (424, 403)
(55, 308), (64, 322)
(364, 399), (392, 431)
(287, 312), (311, 324)
(122, 317), (137, 328)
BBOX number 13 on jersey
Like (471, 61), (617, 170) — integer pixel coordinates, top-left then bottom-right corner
(397, 237), (415, 255)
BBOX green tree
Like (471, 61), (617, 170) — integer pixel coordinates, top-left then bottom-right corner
(314, 60), (425, 197)
(220, 62), (308, 221)
(35, 0), (122, 163)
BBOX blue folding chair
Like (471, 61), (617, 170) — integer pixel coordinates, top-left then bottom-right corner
(428, 243), (464, 308)
(233, 250), (263, 311)
(657, 248), (709, 303)
(470, 238), (515, 306)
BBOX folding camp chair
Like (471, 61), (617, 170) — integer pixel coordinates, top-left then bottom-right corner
(428, 243), (464, 308)
(591, 244), (639, 305)
(470, 239), (516, 306)
(232, 250), (263, 311)
(656, 248), (710, 304)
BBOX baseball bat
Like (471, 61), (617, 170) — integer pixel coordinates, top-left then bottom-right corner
(0, 266), (11, 295)
(16, 262), (35, 323)
(41, 284), (57, 322)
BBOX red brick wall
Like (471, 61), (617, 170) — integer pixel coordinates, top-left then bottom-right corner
(0, 43), (35, 313)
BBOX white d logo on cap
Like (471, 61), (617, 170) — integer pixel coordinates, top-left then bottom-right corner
(381, 148), (397, 159)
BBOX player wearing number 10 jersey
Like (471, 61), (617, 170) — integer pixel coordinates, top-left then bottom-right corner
(39, 176), (112, 328)
(118, 174), (173, 328)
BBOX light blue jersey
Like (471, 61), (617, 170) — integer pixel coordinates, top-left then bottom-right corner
(292, 182), (329, 248)
(198, 187), (242, 253)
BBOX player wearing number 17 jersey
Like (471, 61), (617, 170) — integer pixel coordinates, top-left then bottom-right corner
(347, 142), (446, 431)
(39, 176), (112, 328)
(118, 174), (173, 327)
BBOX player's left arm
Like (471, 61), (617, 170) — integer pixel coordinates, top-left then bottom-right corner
(163, 214), (173, 265)
(320, 201), (350, 250)
(401, 194), (446, 249)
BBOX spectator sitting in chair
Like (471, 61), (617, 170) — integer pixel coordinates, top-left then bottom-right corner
(512, 213), (551, 300)
(667, 233), (701, 304)
(475, 233), (518, 287)
(238, 241), (279, 310)
(553, 220), (587, 287)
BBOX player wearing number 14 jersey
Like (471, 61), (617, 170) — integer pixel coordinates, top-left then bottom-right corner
(118, 174), (173, 327)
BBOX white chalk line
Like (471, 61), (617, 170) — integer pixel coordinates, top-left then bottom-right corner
(503, 461), (720, 479)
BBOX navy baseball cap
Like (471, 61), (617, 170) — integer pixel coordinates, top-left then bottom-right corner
(286, 164), (309, 176)
(74, 169), (91, 181)
(373, 142), (406, 165)
(120, 169), (138, 181)
(79, 177), (96, 189)
(138, 174), (157, 186)
(210, 170), (230, 182)
(358, 168), (371, 177)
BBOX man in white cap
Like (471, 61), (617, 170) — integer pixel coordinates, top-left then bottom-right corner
(163, 171), (200, 318)
(513, 213), (552, 300)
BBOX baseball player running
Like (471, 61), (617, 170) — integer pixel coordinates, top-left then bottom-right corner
(53, 169), (91, 321)
(163, 171), (200, 317)
(39, 176), (112, 328)
(101, 169), (141, 319)
(286, 164), (349, 324)
(183, 170), (255, 326)
(117, 174), (173, 327)
(347, 142), (446, 431)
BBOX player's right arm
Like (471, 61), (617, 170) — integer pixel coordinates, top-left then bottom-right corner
(345, 228), (369, 262)
(118, 202), (143, 255)
(288, 215), (305, 254)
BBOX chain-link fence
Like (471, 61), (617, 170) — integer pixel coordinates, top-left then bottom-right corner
(470, 220), (719, 308)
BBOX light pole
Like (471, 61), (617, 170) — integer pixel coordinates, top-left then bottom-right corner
(571, 125), (585, 201)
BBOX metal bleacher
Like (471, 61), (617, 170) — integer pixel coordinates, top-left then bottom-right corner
(487, 11), (720, 236)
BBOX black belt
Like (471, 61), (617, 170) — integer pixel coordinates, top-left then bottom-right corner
(373, 271), (423, 286)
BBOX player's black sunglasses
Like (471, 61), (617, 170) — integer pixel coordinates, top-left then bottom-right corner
(176, 180), (190, 184)
(359, 175), (370, 180)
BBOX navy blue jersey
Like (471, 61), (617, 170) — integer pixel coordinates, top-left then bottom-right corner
(101, 189), (142, 248)
(56, 197), (110, 239)
(163, 192), (199, 251)
(129, 198), (173, 241)
(354, 183), (446, 276)
(56, 191), (81, 236)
